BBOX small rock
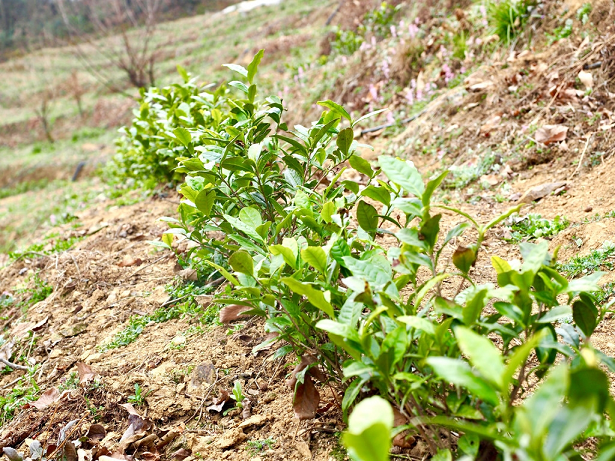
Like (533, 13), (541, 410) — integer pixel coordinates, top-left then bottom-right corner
(189, 363), (216, 389)
(178, 269), (198, 281)
(171, 336), (186, 346)
(296, 441), (311, 458)
(215, 428), (246, 449)
(585, 206), (593, 212)
(518, 181), (567, 203)
(262, 392), (276, 404)
(190, 435), (214, 453)
(238, 414), (271, 429)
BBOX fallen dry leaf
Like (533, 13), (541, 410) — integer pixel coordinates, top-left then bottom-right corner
(30, 388), (60, 410)
(519, 181), (568, 203)
(177, 269), (197, 281)
(118, 255), (143, 267)
(392, 408), (415, 448)
(219, 305), (252, 323)
(63, 442), (78, 461)
(287, 354), (326, 390)
(171, 448), (191, 461)
(76, 362), (95, 385)
(86, 424), (106, 443)
(535, 125), (568, 145)
(206, 389), (230, 413)
(292, 373), (320, 420)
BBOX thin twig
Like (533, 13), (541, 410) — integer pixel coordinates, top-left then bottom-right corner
(0, 358), (29, 371)
(568, 135), (593, 180)
(129, 254), (168, 277)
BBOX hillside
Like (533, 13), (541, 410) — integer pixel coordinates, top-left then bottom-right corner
(1, 0), (615, 460)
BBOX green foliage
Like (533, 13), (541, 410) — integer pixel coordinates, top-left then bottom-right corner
(0, 374), (39, 425)
(444, 152), (496, 189)
(577, 3), (592, 24)
(245, 437), (276, 456)
(128, 383), (151, 406)
(343, 396), (393, 461)
(488, 0), (536, 44)
(14, 272), (52, 313)
(58, 372), (79, 392)
(559, 241), (615, 278)
(99, 275), (219, 351)
(359, 2), (402, 39)
(547, 18), (574, 44)
(506, 213), (569, 242)
(116, 52), (615, 459)
(330, 28), (364, 57)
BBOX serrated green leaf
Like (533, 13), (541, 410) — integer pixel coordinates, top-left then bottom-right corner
(357, 200), (379, 231)
(301, 247), (328, 274)
(282, 277), (334, 318)
(379, 156), (424, 197)
(229, 251), (254, 276)
(348, 154), (374, 177)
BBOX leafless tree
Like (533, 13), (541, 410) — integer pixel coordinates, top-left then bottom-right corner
(57, 0), (166, 93)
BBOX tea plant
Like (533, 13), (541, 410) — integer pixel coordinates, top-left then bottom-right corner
(116, 52), (615, 459)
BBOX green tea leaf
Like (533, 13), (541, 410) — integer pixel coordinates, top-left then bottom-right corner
(229, 251), (254, 276)
(573, 299), (598, 337)
(301, 247), (328, 274)
(361, 186), (391, 207)
(336, 127), (354, 156)
(357, 201), (379, 231)
(247, 49), (264, 84)
(173, 127), (192, 147)
(379, 156), (424, 197)
(318, 100), (351, 122)
(342, 396), (393, 461)
(239, 207), (263, 229)
(282, 277), (334, 318)
(195, 189), (216, 216)
(349, 154), (374, 177)
(223, 63), (248, 78)
(455, 327), (505, 389)
(427, 357), (499, 405)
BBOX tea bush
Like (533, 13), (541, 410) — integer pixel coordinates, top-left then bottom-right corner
(116, 52), (615, 459)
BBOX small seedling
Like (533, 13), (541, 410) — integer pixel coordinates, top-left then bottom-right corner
(128, 383), (151, 406)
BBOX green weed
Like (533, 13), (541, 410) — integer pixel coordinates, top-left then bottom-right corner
(99, 279), (219, 351)
(245, 437), (276, 456)
(444, 153), (496, 189)
(128, 383), (151, 406)
(59, 372), (79, 392)
(558, 241), (615, 278)
(14, 272), (53, 313)
(506, 214), (569, 242)
(488, 0), (536, 44)
(577, 3), (592, 24)
(0, 375), (40, 425)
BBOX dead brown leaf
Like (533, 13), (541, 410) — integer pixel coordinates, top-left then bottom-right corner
(206, 389), (230, 413)
(76, 362), (95, 385)
(86, 424), (106, 443)
(63, 442), (78, 461)
(171, 448), (191, 461)
(286, 354), (326, 390)
(30, 388), (60, 410)
(292, 374), (320, 420)
(177, 269), (197, 281)
(392, 408), (415, 448)
(219, 305), (252, 323)
(118, 255), (143, 267)
(535, 125), (568, 145)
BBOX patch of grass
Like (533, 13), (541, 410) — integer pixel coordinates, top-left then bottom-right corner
(99, 279), (220, 351)
(488, 0), (537, 44)
(0, 179), (51, 200)
(15, 272), (53, 313)
(329, 434), (348, 461)
(444, 152), (496, 189)
(128, 383), (151, 406)
(245, 437), (276, 456)
(0, 374), (40, 425)
(59, 371), (79, 392)
(558, 241), (615, 278)
(8, 235), (85, 261)
(506, 214), (569, 243)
